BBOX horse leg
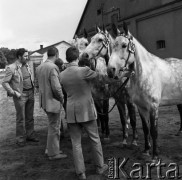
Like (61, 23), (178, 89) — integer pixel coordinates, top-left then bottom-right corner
(127, 101), (138, 146)
(103, 99), (110, 142)
(94, 100), (105, 136)
(150, 106), (159, 161)
(138, 107), (151, 156)
(116, 101), (128, 145)
(176, 104), (182, 136)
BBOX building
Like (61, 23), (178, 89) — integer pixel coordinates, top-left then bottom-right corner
(75, 0), (182, 59)
(31, 40), (72, 63)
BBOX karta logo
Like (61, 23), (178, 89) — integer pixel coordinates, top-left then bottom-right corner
(108, 157), (181, 179)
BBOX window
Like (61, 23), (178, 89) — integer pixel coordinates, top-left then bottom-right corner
(97, 9), (102, 15)
(156, 40), (166, 49)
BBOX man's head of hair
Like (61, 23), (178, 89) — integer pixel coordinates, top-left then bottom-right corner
(47, 47), (58, 58)
(66, 46), (79, 63)
(55, 58), (64, 71)
(16, 48), (28, 59)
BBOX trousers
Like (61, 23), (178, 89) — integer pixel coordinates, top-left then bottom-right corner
(45, 111), (61, 156)
(68, 120), (104, 174)
(13, 89), (34, 142)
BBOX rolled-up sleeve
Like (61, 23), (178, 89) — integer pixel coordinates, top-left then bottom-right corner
(50, 68), (64, 104)
(2, 66), (15, 96)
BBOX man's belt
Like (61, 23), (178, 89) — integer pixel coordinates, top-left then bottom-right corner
(23, 88), (33, 91)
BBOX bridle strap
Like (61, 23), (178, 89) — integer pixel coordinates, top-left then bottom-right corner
(89, 32), (110, 69)
(96, 76), (131, 115)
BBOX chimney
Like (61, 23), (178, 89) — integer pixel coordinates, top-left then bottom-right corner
(40, 45), (43, 49)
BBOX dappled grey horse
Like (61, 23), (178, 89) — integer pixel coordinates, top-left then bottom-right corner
(80, 28), (138, 146)
(107, 23), (182, 161)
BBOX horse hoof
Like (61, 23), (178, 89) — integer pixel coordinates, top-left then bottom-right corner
(121, 139), (127, 147)
(151, 156), (159, 164)
(131, 140), (138, 147)
(175, 131), (182, 136)
(103, 137), (110, 143)
(142, 150), (150, 157)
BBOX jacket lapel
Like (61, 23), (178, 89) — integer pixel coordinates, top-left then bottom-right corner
(15, 61), (23, 81)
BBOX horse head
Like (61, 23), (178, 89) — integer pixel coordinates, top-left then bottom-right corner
(80, 27), (114, 60)
(71, 35), (89, 54)
(107, 23), (136, 78)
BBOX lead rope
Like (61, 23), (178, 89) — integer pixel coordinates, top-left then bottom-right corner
(96, 75), (131, 116)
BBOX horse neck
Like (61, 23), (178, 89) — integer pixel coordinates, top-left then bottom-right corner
(132, 38), (157, 78)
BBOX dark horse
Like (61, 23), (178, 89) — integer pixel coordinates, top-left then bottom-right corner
(80, 28), (138, 145)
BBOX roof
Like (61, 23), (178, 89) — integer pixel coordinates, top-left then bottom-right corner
(31, 40), (71, 55)
(30, 52), (43, 57)
(74, 0), (90, 37)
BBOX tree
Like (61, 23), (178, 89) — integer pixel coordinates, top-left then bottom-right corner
(0, 50), (8, 69)
(0, 47), (17, 64)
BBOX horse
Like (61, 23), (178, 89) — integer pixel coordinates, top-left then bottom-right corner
(80, 27), (138, 146)
(107, 23), (182, 160)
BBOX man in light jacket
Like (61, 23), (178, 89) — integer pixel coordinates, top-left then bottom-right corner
(60, 47), (108, 180)
(36, 47), (67, 160)
(2, 48), (38, 146)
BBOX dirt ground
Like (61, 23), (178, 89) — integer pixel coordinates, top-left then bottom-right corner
(0, 75), (181, 180)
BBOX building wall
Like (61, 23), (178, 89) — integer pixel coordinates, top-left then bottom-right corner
(77, 0), (182, 58)
(42, 43), (71, 63)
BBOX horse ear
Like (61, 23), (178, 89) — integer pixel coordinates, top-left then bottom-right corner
(112, 23), (118, 38)
(105, 29), (109, 36)
(83, 28), (88, 38)
(117, 28), (121, 36)
(96, 25), (101, 33)
(74, 34), (78, 40)
(123, 21), (128, 35)
(102, 24), (105, 33)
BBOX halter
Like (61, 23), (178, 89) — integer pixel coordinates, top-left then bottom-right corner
(89, 31), (111, 70)
(118, 34), (136, 73)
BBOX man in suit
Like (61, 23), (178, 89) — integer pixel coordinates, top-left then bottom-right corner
(60, 47), (108, 180)
(36, 47), (67, 160)
(2, 48), (38, 146)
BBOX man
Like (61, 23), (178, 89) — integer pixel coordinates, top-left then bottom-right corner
(2, 48), (38, 146)
(60, 47), (108, 180)
(36, 47), (67, 160)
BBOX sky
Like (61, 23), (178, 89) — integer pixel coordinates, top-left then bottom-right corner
(0, 0), (87, 51)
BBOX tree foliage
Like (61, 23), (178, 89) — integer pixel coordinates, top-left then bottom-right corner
(0, 50), (8, 69)
(0, 47), (17, 65)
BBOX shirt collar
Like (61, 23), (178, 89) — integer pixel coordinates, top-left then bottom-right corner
(67, 61), (78, 67)
(45, 59), (54, 64)
(16, 60), (29, 68)
(16, 60), (23, 68)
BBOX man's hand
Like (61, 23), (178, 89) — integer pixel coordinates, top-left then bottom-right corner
(14, 91), (21, 98)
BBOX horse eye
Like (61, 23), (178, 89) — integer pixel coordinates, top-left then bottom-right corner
(98, 38), (103, 42)
(122, 44), (127, 48)
(85, 43), (88, 46)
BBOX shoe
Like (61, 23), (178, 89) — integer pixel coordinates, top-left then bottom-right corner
(16, 141), (26, 147)
(96, 164), (108, 175)
(77, 173), (86, 180)
(45, 149), (63, 155)
(26, 137), (39, 142)
(48, 153), (67, 160)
